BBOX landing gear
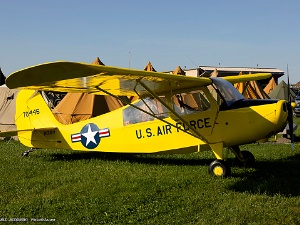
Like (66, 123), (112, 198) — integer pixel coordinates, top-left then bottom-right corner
(235, 150), (255, 168)
(208, 160), (231, 177)
(208, 146), (255, 177)
(230, 146), (255, 168)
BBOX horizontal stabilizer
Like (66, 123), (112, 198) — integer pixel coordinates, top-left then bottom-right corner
(0, 127), (57, 137)
(0, 130), (18, 137)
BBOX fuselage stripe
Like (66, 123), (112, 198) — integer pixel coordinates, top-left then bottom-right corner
(71, 133), (81, 142)
(99, 129), (110, 137)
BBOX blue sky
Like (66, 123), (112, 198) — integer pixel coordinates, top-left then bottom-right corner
(1, 0), (299, 83)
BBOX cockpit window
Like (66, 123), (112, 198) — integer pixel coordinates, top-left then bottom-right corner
(123, 97), (168, 125)
(172, 89), (210, 115)
(210, 78), (245, 108)
(122, 89), (211, 125)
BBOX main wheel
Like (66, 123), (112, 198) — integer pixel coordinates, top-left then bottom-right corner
(208, 160), (231, 177)
(235, 150), (255, 168)
(22, 151), (29, 157)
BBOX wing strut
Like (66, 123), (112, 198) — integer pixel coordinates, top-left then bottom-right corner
(137, 80), (209, 143)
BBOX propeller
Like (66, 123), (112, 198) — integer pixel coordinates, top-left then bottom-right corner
(287, 65), (294, 150)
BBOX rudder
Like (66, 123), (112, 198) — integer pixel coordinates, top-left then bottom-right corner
(15, 90), (60, 131)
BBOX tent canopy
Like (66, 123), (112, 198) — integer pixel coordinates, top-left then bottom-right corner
(52, 93), (124, 124)
(234, 80), (269, 99)
(144, 61), (156, 72)
(173, 66), (186, 75)
(263, 76), (277, 95)
(0, 86), (19, 132)
(269, 80), (296, 101)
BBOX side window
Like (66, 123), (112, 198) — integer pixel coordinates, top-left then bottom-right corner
(123, 97), (168, 125)
(209, 78), (245, 109)
(172, 90), (210, 115)
(209, 86), (223, 107)
(122, 89), (211, 125)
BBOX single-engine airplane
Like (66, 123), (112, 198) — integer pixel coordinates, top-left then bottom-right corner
(2, 62), (294, 177)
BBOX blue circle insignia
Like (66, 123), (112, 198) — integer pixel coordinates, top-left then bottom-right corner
(80, 123), (100, 149)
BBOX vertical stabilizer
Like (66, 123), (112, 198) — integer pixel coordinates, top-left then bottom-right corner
(15, 90), (59, 131)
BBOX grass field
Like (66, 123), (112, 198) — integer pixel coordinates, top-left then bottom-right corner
(1, 118), (300, 224)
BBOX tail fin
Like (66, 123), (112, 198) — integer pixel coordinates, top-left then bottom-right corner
(15, 90), (60, 131)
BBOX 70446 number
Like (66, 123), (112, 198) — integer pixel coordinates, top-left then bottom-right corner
(23, 109), (40, 117)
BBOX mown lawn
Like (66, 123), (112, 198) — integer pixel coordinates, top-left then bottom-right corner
(0, 118), (300, 224)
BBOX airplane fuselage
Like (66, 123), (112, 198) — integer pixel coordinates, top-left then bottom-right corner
(16, 88), (288, 160)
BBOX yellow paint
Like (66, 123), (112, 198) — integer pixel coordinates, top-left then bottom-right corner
(223, 73), (272, 84)
(213, 166), (224, 176)
(210, 142), (224, 159)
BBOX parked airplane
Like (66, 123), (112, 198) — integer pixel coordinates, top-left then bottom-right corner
(2, 62), (293, 176)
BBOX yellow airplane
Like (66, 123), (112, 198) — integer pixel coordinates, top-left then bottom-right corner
(2, 62), (293, 177)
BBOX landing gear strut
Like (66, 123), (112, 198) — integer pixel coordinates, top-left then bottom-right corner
(230, 146), (255, 168)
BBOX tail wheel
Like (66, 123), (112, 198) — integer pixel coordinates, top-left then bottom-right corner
(208, 160), (231, 177)
(235, 150), (255, 168)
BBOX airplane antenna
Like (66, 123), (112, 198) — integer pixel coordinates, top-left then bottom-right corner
(185, 55), (198, 68)
(128, 51), (131, 69)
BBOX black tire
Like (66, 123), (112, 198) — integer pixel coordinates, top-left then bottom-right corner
(208, 160), (231, 177)
(235, 150), (255, 168)
(22, 152), (29, 157)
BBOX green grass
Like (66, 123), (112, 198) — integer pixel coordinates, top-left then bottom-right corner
(0, 119), (300, 224)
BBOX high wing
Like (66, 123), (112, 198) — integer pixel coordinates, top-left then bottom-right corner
(6, 62), (272, 96)
(222, 73), (272, 83)
(6, 62), (212, 97)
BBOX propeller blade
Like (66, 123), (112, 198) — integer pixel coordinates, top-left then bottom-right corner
(287, 64), (294, 150)
(287, 103), (295, 150)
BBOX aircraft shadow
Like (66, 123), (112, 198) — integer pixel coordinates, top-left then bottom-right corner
(228, 153), (300, 197)
(45, 151), (213, 166)
(43, 150), (300, 196)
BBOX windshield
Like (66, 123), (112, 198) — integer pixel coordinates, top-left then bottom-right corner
(211, 78), (245, 107)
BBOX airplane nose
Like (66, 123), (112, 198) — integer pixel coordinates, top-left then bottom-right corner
(276, 100), (289, 133)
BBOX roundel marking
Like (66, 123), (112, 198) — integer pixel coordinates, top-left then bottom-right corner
(71, 123), (110, 149)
